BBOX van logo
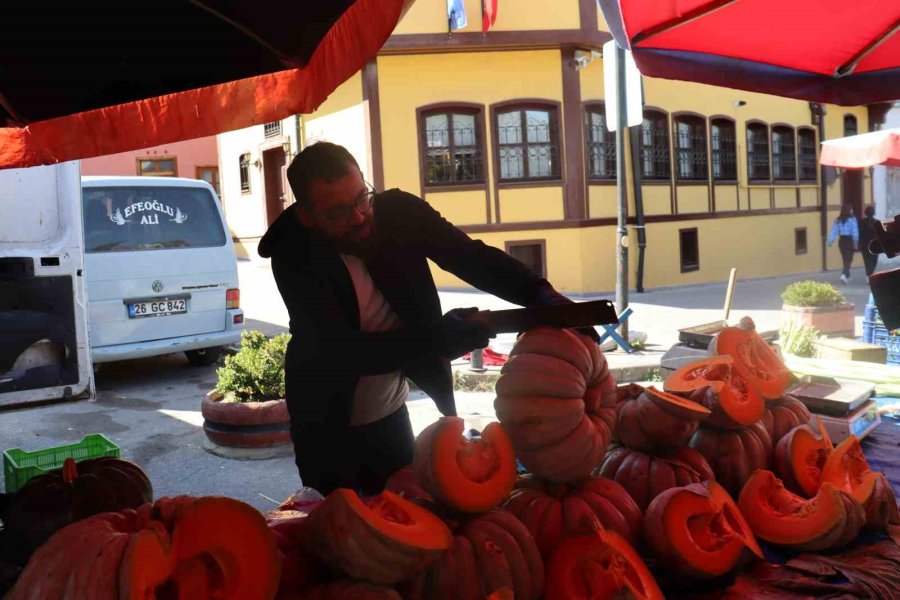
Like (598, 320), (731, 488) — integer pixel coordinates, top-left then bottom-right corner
(152, 280), (164, 293)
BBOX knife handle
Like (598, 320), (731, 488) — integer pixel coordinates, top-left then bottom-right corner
(468, 310), (495, 335)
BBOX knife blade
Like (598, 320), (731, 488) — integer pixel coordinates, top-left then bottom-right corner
(472, 300), (618, 335)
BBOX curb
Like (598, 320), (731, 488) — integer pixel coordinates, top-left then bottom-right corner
(449, 362), (661, 388)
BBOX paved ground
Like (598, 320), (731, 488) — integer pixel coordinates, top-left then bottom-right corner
(2, 254), (897, 508)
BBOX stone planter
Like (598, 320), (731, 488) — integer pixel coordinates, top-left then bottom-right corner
(201, 390), (291, 451)
(781, 302), (855, 338)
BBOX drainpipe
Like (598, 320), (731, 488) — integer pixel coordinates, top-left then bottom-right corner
(811, 103), (828, 271)
(628, 122), (647, 292)
(294, 115), (304, 153)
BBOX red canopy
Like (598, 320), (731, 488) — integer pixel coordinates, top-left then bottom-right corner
(0, 0), (413, 170)
(600, 0), (900, 106)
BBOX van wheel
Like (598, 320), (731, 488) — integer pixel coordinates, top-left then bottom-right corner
(185, 348), (223, 367)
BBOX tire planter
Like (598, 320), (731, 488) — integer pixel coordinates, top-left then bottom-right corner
(201, 390), (291, 449)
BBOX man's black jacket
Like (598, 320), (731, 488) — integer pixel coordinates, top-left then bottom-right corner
(258, 189), (564, 432)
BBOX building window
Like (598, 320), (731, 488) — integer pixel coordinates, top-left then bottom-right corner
(772, 126), (796, 181)
(710, 118), (737, 181)
(264, 121), (282, 138)
(798, 128), (818, 182)
(196, 166), (221, 198)
(239, 154), (251, 193)
(420, 107), (485, 186)
(505, 240), (546, 277)
(746, 122), (770, 182)
(137, 158), (177, 177)
(673, 114), (708, 181)
(640, 110), (670, 180)
(680, 228), (700, 273)
(844, 115), (858, 137)
(584, 104), (616, 180)
(795, 227), (808, 255)
(495, 105), (560, 181)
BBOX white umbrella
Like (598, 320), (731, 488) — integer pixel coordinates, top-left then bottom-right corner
(820, 128), (900, 169)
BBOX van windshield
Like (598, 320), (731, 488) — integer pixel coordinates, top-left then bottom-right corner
(82, 186), (226, 253)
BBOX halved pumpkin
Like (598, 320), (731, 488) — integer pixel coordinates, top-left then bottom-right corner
(820, 435), (878, 506)
(544, 530), (663, 600)
(169, 496), (281, 600)
(644, 481), (762, 579)
(737, 470), (848, 551)
(665, 357), (764, 428)
(774, 419), (832, 497)
(303, 489), (452, 584)
(709, 317), (791, 400)
(414, 417), (516, 514)
(617, 387), (710, 452)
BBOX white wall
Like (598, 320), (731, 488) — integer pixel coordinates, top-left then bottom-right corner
(302, 102), (373, 185)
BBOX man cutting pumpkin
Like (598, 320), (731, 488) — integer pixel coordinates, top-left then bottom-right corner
(258, 142), (578, 496)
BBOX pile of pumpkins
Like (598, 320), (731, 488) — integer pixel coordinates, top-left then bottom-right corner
(270, 321), (899, 599)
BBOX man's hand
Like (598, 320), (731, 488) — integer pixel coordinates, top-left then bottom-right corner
(439, 307), (494, 360)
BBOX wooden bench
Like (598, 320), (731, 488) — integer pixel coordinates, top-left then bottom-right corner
(813, 337), (887, 364)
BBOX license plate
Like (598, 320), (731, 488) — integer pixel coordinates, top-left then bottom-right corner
(128, 298), (187, 318)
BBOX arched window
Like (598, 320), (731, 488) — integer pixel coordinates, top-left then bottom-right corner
(844, 115), (858, 137)
(584, 103), (615, 180)
(771, 125), (796, 181)
(797, 127), (817, 182)
(494, 103), (561, 181)
(418, 104), (486, 187)
(746, 121), (770, 182)
(710, 118), (737, 181)
(640, 109), (670, 180)
(673, 113), (708, 181)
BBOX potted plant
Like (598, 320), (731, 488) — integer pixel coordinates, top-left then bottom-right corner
(780, 281), (855, 338)
(201, 330), (292, 454)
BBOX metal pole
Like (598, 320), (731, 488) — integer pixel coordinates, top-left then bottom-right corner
(615, 45), (629, 341)
(469, 348), (485, 372)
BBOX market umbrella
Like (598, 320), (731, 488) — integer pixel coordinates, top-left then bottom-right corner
(599, 0), (900, 106)
(820, 128), (900, 168)
(0, 0), (413, 170)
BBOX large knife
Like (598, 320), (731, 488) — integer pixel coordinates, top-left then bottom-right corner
(470, 300), (618, 335)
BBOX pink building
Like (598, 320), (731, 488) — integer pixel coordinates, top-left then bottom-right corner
(80, 137), (221, 197)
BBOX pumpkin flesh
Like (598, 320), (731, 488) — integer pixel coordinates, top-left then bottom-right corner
(666, 357), (764, 428)
(820, 435), (878, 506)
(774, 420), (832, 497)
(737, 470), (847, 550)
(711, 322), (791, 400)
(544, 531), (663, 600)
(414, 417), (516, 513)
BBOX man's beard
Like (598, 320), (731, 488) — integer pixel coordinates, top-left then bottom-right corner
(331, 220), (378, 258)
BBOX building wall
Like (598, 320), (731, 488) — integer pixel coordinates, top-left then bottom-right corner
(81, 137), (218, 181)
(261, 0), (876, 293)
(873, 103), (900, 220)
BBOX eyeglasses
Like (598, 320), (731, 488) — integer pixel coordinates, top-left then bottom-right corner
(323, 185), (375, 227)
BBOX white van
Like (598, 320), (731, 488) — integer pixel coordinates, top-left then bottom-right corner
(81, 176), (243, 366)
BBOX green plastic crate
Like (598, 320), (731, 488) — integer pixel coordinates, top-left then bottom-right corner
(3, 434), (120, 493)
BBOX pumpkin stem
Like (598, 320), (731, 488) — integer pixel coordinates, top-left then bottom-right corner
(62, 458), (79, 484)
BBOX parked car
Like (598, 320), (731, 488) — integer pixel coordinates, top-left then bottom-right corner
(81, 176), (243, 366)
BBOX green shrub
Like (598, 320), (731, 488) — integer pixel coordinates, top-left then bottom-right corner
(215, 330), (290, 402)
(780, 320), (820, 358)
(781, 280), (845, 307)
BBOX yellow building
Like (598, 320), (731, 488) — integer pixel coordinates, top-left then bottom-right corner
(294, 0), (877, 295)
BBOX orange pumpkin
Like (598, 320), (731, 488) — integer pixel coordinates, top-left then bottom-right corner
(738, 470), (864, 552)
(644, 481), (762, 579)
(302, 489), (452, 585)
(503, 476), (642, 558)
(763, 395), (812, 445)
(688, 422), (772, 497)
(616, 386), (710, 452)
(414, 417), (516, 513)
(494, 327), (615, 483)
(665, 356), (764, 429)
(597, 445), (715, 511)
(773, 420), (832, 497)
(709, 317), (792, 400)
(544, 530), (663, 600)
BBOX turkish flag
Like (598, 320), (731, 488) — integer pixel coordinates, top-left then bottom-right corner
(483, 0), (498, 32)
